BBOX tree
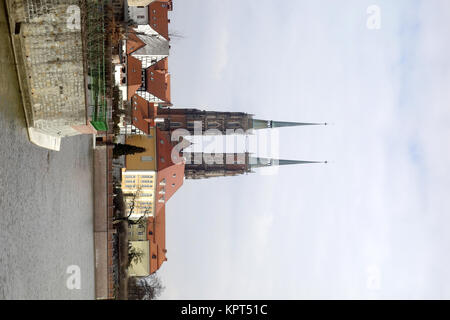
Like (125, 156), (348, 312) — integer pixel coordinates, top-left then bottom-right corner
(113, 186), (152, 226)
(128, 243), (144, 268)
(113, 143), (146, 158)
(129, 273), (165, 300)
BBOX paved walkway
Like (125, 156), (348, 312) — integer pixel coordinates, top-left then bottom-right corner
(0, 0), (95, 299)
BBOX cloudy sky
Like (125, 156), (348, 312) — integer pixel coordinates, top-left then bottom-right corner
(158, 0), (450, 299)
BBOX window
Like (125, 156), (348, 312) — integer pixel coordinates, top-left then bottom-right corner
(172, 173), (177, 178)
(208, 122), (219, 128)
(152, 255), (157, 259)
(141, 156), (153, 162)
(160, 139), (164, 144)
(160, 157), (165, 163)
(149, 231), (153, 235)
(137, 15), (145, 19)
(160, 178), (166, 185)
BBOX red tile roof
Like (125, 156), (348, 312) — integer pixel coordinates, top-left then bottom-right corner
(131, 96), (157, 134)
(148, 0), (173, 41)
(147, 206), (166, 273)
(126, 32), (146, 55)
(154, 161), (185, 215)
(146, 61), (171, 104)
(127, 56), (143, 100)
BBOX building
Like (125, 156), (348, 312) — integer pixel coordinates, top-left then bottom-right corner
(121, 168), (157, 219)
(128, 105), (328, 179)
(125, 127), (184, 275)
(127, 0), (173, 40)
(121, 0), (173, 135)
(128, 0), (157, 7)
(128, 205), (166, 276)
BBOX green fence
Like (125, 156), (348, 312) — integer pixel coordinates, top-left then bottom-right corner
(86, 0), (108, 131)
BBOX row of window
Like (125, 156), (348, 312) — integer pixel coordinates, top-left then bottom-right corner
(168, 122), (243, 129)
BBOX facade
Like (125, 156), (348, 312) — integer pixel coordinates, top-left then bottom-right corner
(125, 132), (158, 170)
(128, 240), (150, 276)
(125, 127), (184, 275)
(121, 169), (157, 219)
(129, 223), (148, 241)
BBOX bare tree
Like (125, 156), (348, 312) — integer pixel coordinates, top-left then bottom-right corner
(128, 243), (144, 268)
(113, 187), (152, 226)
(129, 273), (165, 300)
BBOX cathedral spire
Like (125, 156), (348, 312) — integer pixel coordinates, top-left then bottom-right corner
(249, 157), (327, 168)
(252, 119), (327, 129)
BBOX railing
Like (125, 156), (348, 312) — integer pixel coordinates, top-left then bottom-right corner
(86, 0), (108, 131)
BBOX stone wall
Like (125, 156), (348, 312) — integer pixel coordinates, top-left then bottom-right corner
(7, 0), (89, 138)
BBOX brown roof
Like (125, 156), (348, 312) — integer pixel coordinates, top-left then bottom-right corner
(127, 56), (142, 100)
(126, 32), (146, 55)
(148, 0), (173, 41)
(147, 206), (166, 273)
(155, 161), (185, 215)
(131, 95), (151, 134)
(146, 61), (171, 104)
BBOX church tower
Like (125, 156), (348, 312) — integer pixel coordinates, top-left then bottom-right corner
(181, 152), (327, 179)
(155, 107), (326, 135)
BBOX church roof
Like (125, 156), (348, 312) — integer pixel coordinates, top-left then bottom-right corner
(249, 157), (327, 168)
(252, 119), (327, 129)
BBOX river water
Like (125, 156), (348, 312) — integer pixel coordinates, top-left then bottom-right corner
(0, 1), (95, 299)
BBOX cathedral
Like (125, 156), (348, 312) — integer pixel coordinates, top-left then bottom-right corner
(151, 107), (327, 179)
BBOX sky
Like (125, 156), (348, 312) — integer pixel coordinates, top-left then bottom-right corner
(158, 0), (450, 299)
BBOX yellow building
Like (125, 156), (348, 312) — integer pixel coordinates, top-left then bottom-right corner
(128, 223), (147, 241)
(125, 131), (157, 171)
(122, 132), (159, 220)
(122, 169), (156, 219)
